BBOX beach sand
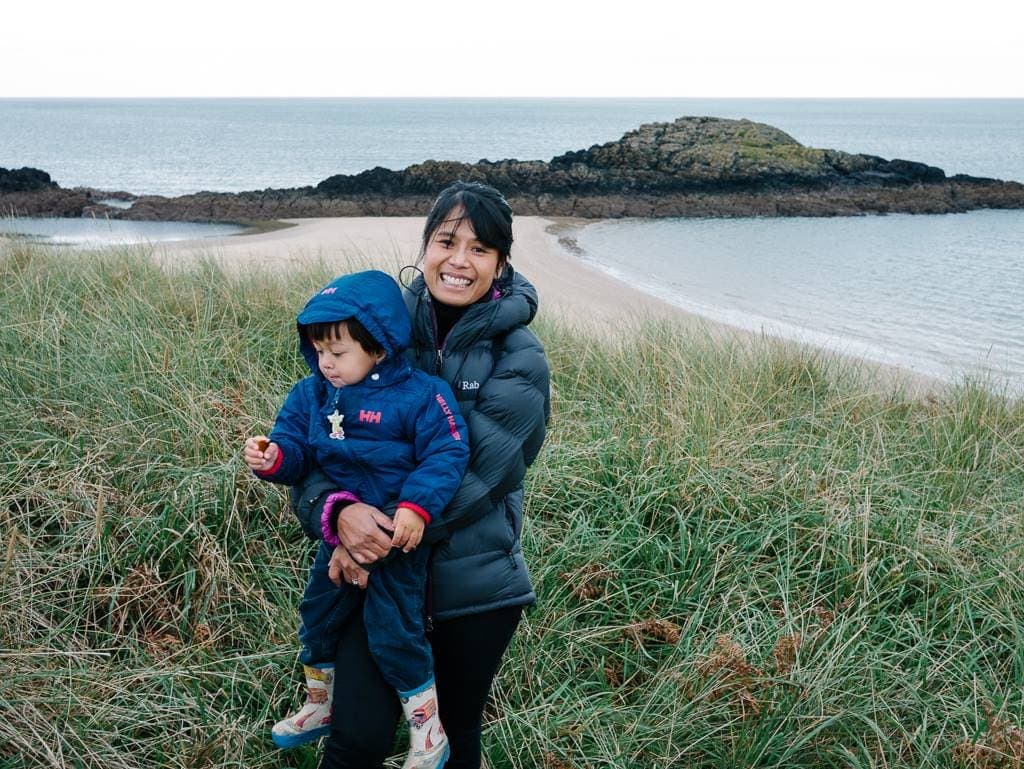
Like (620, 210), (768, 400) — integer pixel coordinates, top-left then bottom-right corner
(162, 216), (694, 328)
(162, 215), (934, 394)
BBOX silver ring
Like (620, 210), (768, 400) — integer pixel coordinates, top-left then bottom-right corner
(352, 578), (359, 585)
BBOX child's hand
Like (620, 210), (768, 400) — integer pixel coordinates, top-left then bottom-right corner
(244, 436), (279, 472)
(391, 507), (425, 552)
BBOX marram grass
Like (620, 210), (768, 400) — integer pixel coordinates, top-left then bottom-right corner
(1, 243), (1023, 769)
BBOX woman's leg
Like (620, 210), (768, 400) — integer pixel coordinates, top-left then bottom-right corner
(318, 611), (402, 769)
(430, 605), (524, 769)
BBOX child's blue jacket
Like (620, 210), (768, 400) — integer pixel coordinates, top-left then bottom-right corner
(257, 270), (469, 523)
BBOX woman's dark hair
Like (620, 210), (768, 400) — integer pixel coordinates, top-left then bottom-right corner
(420, 181), (514, 267)
(301, 318), (385, 357)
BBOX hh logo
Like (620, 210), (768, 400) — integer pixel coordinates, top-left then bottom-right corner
(320, 287), (337, 295)
(359, 410), (382, 424)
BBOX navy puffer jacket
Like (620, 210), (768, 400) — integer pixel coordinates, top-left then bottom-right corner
(294, 266), (550, 621)
(405, 266), (550, 619)
(265, 270), (469, 521)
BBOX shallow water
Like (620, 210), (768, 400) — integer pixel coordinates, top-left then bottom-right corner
(576, 210), (1024, 391)
(0, 217), (247, 246)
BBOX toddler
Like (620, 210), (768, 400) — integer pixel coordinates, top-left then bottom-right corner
(244, 269), (468, 769)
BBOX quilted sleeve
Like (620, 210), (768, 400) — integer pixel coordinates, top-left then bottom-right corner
(423, 328), (550, 543)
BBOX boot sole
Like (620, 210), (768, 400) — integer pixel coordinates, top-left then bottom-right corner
(271, 724), (331, 749)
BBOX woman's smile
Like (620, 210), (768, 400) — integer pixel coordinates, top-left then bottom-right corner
(423, 213), (501, 306)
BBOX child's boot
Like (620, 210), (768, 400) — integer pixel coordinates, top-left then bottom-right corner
(271, 664), (334, 749)
(399, 678), (449, 769)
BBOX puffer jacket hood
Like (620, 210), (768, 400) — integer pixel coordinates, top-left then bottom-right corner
(296, 270), (412, 376)
(403, 265), (538, 348)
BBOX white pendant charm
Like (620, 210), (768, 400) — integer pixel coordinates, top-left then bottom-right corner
(327, 409), (345, 439)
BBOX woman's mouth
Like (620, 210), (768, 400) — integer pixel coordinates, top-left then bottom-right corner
(441, 273), (472, 288)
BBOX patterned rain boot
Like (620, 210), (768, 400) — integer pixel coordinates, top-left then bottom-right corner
(271, 664), (334, 749)
(399, 678), (450, 769)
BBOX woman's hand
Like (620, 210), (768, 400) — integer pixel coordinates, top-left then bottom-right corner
(328, 545), (370, 589)
(336, 502), (395, 564)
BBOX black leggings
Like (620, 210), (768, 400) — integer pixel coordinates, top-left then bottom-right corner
(318, 604), (524, 769)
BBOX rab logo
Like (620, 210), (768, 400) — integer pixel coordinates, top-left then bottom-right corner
(359, 410), (382, 424)
(461, 380), (480, 391)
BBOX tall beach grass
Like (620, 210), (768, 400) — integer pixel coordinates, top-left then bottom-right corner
(1, 241), (1022, 768)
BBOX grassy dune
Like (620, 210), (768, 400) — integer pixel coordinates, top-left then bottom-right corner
(1, 242), (1023, 769)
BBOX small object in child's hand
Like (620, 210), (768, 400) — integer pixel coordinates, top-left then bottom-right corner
(256, 439), (270, 452)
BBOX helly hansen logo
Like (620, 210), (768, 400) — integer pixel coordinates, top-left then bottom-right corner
(359, 410), (382, 424)
(320, 287), (337, 295)
(461, 381), (480, 391)
(435, 394), (462, 441)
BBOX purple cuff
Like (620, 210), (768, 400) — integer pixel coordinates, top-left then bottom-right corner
(320, 491), (361, 548)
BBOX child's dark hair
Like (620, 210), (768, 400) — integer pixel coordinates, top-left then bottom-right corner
(301, 318), (385, 357)
(420, 181), (513, 266)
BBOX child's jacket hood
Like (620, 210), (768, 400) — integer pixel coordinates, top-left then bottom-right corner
(296, 270), (411, 376)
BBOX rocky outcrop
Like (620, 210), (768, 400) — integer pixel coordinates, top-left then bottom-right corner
(0, 167), (57, 193)
(4, 117), (1024, 221)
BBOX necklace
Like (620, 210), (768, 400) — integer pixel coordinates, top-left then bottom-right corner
(327, 385), (345, 439)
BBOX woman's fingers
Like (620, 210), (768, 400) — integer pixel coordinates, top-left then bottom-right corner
(371, 510), (395, 532)
(337, 503), (394, 562)
(328, 545), (370, 589)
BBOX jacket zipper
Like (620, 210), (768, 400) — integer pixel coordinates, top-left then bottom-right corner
(427, 292), (455, 375)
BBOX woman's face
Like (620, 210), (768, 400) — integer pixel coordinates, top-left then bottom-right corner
(422, 211), (502, 307)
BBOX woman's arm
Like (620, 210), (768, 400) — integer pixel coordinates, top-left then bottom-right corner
(290, 468), (394, 561)
(423, 328), (550, 543)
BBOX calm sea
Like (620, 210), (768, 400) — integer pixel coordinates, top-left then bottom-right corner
(2, 98), (1023, 194)
(2, 98), (1022, 388)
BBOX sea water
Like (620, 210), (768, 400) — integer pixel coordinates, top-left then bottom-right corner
(575, 209), (1024, 390)
(0, 216), (247, 246)
(2, 98), (1022, 387)
(2, 98), (1022, 194)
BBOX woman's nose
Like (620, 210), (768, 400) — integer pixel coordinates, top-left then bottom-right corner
(448, 245), (469, 265)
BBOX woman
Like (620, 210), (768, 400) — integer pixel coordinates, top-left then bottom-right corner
(292, 181), (550, 769)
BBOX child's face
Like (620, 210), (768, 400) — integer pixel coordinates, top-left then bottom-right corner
(312, 326), (385, 387)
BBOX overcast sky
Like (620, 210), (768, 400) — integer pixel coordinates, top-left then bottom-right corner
(2, 0), (1021, 97)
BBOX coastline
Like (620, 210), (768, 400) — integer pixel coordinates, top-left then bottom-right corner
(161, 215), (939, 396)
(162, 215), (708, 327)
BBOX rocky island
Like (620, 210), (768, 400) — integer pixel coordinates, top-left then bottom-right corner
(3, 116), (1023, 221)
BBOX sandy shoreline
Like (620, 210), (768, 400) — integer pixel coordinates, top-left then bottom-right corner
(162, 215), (936, 394)
(163, 215), (706, 329)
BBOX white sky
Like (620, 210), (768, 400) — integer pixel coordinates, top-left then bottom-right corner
(2, 0), (1021, 97)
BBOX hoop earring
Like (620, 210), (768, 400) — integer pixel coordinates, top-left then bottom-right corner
(399, 264), (424, 291)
